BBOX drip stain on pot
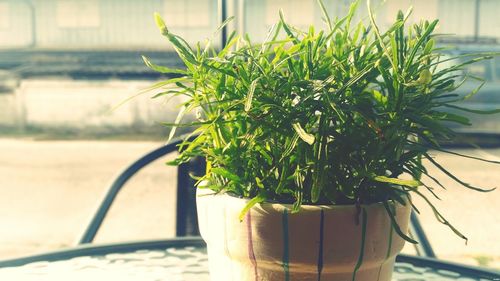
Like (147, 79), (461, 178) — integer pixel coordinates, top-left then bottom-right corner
(282, 209), (290, 281)
(246, 211), (258, 281)
(352, 208), (368, 281)
(376, 219), (394, 281)
(317, 209), (325, 281)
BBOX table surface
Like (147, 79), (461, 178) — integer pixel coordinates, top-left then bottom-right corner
(0, 238), (498, 281)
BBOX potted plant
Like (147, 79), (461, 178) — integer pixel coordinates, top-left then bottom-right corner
(143, 1), (499, 280)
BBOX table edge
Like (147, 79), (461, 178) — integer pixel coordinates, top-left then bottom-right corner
(0, 237), (205, 267)
(0, 237), (498, 279)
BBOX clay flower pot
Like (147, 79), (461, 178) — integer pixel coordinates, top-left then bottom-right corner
(197, 189), (411, 281)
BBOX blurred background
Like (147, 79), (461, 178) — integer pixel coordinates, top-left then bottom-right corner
(0, 0), (499, 269)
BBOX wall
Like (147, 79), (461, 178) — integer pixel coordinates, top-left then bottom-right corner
(0, 79), (185, 133)
(0, 92), (18, 126)
(2, 0), (500, 51)
(0, 0), (220, 50)
(438, 0), (476, 37)
(240, 0), (500, 41)
(478, 0), (500, 39)
(0, 1), (33, 48)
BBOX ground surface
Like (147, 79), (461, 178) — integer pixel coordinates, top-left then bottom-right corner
(0, 138), (499, 269)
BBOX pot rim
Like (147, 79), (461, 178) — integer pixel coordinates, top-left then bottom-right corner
(197, 189), (408, 211)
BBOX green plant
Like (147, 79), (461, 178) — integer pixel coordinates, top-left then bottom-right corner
(144, 0), (499, 243)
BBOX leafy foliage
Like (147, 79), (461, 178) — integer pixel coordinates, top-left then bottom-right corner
(146, 0), (499, 241)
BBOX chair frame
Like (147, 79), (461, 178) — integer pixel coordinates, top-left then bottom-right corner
(79, 137), (202, 244)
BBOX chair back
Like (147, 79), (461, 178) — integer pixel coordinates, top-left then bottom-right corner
(176, 156), (205, 236)
(79, 137), (203, 244)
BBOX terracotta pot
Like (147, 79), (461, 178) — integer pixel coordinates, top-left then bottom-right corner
(197, 189), (411, 281)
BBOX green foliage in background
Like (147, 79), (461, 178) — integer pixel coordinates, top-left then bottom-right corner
(145, 0), (499, 242)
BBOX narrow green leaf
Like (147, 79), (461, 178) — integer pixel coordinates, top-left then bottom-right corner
(255, 177), (265, 189)
(260, 22), (283, 54)
(443, 114), (470, 125)
(211, 167), (241, 183)
(412, 189), (468, 242)
(383, 201), (418, 244)
(154, 12), (168, 35)
(311, 173), (325, 202)
(245, 78), (260, 112)
(292, 123), (315, 145)
(159, 120), (211, 128)
(441, 104), (500, 115)
(142, 55), (187, 74)
(214, 16), (235, 35)
(460, 79), (485, 101)
(424, 153), (496, 192)
(367, 0), (397, 71)
(423, 39), (435, 54)
(405, 20), (439, 70)
(218, 33), (239, 57)
(110, 77), (188, 111)
(166, 105), (187, 144)
(279, 10), (300, 44)
(239, 193), (267, 221)
(281, 134), (300, 160)
(256, 145), (273, 165)
(374, 175), (421, 188)
(317, 0), (333, 31)
(428, 146), (500, 165)
(163, 32), (198, 66)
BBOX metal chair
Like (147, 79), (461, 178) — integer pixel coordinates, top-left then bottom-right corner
(410, 211), (436, 258)
(79, 136), (436, 259)
(79, 136), (204, 244)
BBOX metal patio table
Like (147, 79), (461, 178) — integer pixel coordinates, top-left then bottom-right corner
(0, 237), (498, 281)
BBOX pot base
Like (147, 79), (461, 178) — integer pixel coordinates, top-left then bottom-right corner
(207, 249), (396, 281)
